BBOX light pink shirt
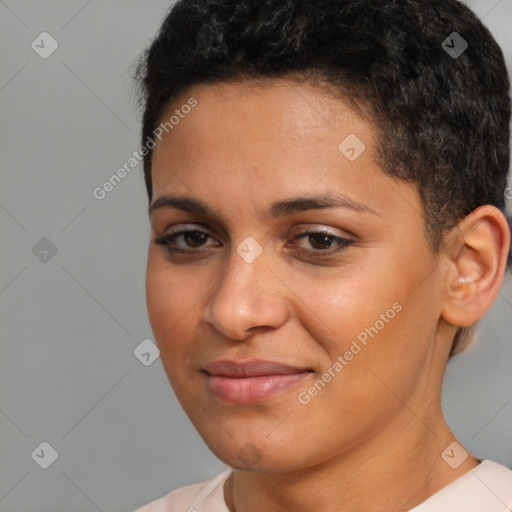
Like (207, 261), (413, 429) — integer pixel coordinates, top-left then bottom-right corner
(133, 460), (512, 511)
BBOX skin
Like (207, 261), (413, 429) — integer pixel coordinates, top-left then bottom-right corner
(145, 79), (510, 512)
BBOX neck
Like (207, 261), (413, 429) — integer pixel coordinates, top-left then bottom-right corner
(225, 407), (479, 512)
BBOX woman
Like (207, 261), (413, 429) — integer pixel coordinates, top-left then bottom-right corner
(134, 0), (512, 510)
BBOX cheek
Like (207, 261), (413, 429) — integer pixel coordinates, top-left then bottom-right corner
(145, 253), (199, 359)
(283, 264), (405, 353)
(307, 275), (436, 422)
(288, 264), (427, 404)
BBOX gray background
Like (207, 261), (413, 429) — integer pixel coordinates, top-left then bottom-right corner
(0, 1), (511, 511)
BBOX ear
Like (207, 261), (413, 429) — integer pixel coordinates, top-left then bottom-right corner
(441, 205), (511, 328)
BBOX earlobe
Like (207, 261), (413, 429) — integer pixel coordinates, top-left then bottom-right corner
(441, 205), (511, 329)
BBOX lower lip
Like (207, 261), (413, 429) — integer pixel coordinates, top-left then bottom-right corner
(205, 372), (312, 404)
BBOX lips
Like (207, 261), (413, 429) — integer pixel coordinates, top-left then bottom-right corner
(203, 359), (313, 404)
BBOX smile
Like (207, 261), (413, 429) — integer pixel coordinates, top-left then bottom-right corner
(203, 359), (314, 405)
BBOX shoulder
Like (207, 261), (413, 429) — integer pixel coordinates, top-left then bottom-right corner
(133, 468), (233, 512)
(410, 460), (512, 511)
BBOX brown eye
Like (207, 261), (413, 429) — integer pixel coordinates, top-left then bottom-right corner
(307, 233), (337, 250)
(155, 228), (220, 253)
(292, 230), (355, 256)
(182, 231), (209, 248)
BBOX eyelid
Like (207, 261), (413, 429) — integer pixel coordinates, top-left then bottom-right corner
(289, 230), (355, 254)
(155, 223), (357, 260)
(288, 223), (357, 240)
(160, 223), (353, 242)
(153, 215), (228, 240)
(160, 225), (221, 250)
(163, 222), (213, 234)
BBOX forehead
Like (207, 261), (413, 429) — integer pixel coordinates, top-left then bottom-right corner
(159, 78), (374, 142)
(152, 79), (376, 181)
(149, 79), (421, 226)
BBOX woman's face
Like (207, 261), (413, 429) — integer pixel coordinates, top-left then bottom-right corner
(146, 79), (449, 472)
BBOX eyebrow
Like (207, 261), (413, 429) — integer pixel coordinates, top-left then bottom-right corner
(148, 192), (379, 218)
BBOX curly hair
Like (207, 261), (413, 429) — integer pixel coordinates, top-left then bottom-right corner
(135, 0), (512, 356)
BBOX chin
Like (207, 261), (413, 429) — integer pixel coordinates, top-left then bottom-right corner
(196, 428), (316, 473)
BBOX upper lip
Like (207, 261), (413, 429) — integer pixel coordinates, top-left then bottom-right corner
(203, 359), (311, 377)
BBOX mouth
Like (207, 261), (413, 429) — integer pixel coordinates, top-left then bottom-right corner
(203, 359), (314, 405)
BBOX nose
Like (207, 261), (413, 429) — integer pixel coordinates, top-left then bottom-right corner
(201, 246), (290, 340)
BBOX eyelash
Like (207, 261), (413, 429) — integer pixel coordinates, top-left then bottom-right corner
(154, 228), (355, 258)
